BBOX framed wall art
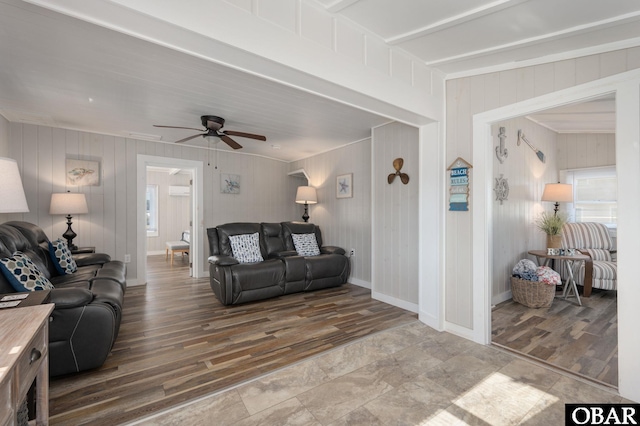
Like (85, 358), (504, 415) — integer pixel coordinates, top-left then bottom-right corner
(66, 159), (100, 186)
(336, 173), (353, 198)
(220, 173), (241, 194)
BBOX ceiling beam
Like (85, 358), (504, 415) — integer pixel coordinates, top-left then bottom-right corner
(425, 11), (640, 68)
(324, 0), (361, 13)
(386, 0), (530, 45)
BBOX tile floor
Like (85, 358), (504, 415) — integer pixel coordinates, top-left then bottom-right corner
(130, 321), (630, 425)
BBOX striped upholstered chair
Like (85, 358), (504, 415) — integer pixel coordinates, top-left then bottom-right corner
(561, 222), (617, 297)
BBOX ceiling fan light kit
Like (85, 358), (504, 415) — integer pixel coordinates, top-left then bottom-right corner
(154, 115), (266, 150)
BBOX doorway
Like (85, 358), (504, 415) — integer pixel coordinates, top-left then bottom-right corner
(136, 155), (204, 286)
(471, 68), (640, 402)
(146, 166), (193, 275)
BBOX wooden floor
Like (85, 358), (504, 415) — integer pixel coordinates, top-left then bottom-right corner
(49, 255), (417, 425)
(492, 287), (617, 388)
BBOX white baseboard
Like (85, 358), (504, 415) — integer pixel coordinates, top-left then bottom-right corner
(348, 277), (371, 289)
(419, 310), (444, 331)
(371, 290), (419, 313)
(492, 290), (512, 306)
(146, 250), (165, 256)
(444, 321), (476, 341)
(126, 278), (141, 287)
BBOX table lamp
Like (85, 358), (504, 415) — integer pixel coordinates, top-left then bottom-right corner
(0, 157), (29, 213)
(541, 183), (573, 215)
(295, 186), (317, 223)
(50, 192), (89, 250)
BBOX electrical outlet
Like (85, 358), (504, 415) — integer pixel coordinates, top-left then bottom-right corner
(124, 254), (131, 263)
(349, 248), (355, 257)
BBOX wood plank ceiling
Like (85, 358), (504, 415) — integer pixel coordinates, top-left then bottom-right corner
(1, 0), (636, 159)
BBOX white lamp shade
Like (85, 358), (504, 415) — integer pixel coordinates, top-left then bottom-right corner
(295, 186), (317, 204)
(0, 157), (29, 213)
(541, 183), (573, 203)
(50, 192), (89, 215)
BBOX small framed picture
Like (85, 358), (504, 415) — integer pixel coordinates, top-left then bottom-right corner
(66, 159), (100, 186)
(220, 173), (241, 194)
(336, 173), (353, 199)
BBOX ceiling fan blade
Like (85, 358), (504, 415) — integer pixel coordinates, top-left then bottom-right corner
(223, 130), (267, 141)
(175, 133), (206, 144)
(153, 125), (205, 132)
(221, 134), (243, 149)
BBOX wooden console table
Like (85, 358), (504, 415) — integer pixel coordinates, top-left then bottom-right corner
(528, 250), (590, 306)
(0, 304), (54, 425)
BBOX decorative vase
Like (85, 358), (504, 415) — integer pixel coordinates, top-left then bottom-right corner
(547, 234), (562, 249)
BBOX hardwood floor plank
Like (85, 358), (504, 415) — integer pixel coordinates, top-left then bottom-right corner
(492, 290), (618, 388)
(49, 255), (416, 425)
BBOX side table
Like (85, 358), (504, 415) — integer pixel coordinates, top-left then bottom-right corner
(0, 304), (54, 425)
(528, 250), (589, 306)
(0, 290), (51, 309)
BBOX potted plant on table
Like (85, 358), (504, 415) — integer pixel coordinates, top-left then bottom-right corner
(535, 211), (568, 248)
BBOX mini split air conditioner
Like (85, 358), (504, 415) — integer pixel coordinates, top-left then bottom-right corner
(168, 185), (190, 196)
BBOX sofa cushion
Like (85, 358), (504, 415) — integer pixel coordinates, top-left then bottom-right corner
(49, 238), (78, 274)
(229, 232), (264, 263)
(292, 233), (320, 256)
(0, 251), (54, 291)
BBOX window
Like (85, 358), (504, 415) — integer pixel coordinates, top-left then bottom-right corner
(562, 166), (617, 226)
(146, 184), (158, 237)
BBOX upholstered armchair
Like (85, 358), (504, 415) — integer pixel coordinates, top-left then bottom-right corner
(561, 222), (617, 297)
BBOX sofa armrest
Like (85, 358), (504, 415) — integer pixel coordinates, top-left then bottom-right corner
(270, 250), (298, 259)
(208, 255), (239, 266)
(74, 252), (111, 266)
(321, 246), (346, 255)
(49, 287), (94, 309)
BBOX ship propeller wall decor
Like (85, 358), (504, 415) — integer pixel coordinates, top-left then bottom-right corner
(387, 158), (409, 184)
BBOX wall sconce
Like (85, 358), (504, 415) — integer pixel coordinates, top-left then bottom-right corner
(295, 186), (317, 223)
(495, 127), (508, 163)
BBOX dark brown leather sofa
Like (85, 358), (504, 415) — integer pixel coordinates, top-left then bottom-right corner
(206, 222), (350, 305)
(0, 221), (126, 376)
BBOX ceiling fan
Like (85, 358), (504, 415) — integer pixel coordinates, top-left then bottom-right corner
(154, 115), (266, 149)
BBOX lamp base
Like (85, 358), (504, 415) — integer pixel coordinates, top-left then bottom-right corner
(62, 214), (78, 251)
(302, 203), (309, 223)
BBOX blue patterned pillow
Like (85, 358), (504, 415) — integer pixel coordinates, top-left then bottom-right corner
(229, 232), (264, 263)
(49, 238), (78, 274)
(292, 233), (320, 256)
(0, 251), (54, 292)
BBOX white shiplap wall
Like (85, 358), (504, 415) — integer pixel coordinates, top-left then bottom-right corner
(557, 133), (616, 170)
(446, 47), (640, 330)
(372, 122), (419, 309)
(146, 171), (192, 254)
(7, 123), (297, 281)
(491, 119), (558, 304)
(289, 139), (372, 285)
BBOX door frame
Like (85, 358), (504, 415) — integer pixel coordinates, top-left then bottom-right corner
(137, 155), (204, 283)
(471, 68), (640, 401)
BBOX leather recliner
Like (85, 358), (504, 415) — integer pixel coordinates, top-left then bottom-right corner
(207, 222), (350, 305)
(0, 221), (126, 376)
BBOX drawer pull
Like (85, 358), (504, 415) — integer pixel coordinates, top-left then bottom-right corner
(30, 348), (42, 364)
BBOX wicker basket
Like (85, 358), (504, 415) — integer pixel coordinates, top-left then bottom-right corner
(510, 276), (555, 308)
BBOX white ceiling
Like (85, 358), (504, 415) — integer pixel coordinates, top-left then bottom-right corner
(0, 0), (633, 162)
